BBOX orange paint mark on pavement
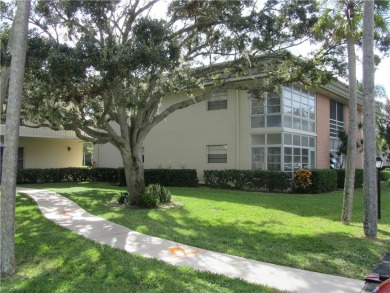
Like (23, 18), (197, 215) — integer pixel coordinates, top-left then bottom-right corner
(169, 246), (202, 257)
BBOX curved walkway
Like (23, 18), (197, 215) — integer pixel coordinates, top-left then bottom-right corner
(17, 187), (364, 293)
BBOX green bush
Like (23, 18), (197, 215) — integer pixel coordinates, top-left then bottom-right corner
(381, 169), (390, 181)
(309, 169), (337, 193)
(118, 168), (198, 187)
(137, 192), (158, 208)
(117, 192), (128, 204)
(203, 169), (289, 192)
(145, 184), (171, 203)
(17, 167), (118, 184)
(293, 169), (312, 193)
(335, 169), (364, 189)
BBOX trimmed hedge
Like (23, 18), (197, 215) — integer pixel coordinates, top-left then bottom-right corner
(17, 167), (198, 187)
(118, 168), (198, 187)
(335, 169), (364, 189)
(309, 169), (337, 193)
(16, 167), (118, 184)
(203, 169), (290, 192)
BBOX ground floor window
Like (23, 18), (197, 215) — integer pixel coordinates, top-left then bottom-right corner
(207, 145), (227, 163)
(251, 133), (315, 177)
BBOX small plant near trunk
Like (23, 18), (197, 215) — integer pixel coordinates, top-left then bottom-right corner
(136, 184), (171, 208)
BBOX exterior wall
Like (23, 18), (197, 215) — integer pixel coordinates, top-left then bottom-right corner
(0, 125), (78, 139)
(144, 90), (251, 179)
(94, 90), (253, 180)
(93, 84), (361, 178)
(316, 93), (330, 168)
(18, 137), (83, 168)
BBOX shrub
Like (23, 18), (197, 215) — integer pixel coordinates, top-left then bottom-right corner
(267, 171), (290, 191)
(293, 169), (312, 193)
(309, 169), (337, 193)
(137, 192), (158, 208)
(117, 192), (128, 204)
(203, 169), (289, 192)
(17, 167), (118, 184)
(117, 168), (198, 187)
(381, 169), (390, 181)
(145, 184), (171, 203)
(335, 169), (364, 189)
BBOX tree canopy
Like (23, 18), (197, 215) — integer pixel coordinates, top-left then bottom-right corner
(1, 0), (336, 203)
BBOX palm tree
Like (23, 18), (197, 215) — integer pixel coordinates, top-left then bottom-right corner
(362, 0), (377, 238)
(312, 0), (388, 225)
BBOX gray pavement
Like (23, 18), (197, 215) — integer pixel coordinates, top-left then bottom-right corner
(17, 187), (364, 293)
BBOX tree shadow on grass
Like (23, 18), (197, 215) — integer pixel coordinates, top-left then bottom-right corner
(20, 187), (385, 280)
(2, 194), (282, 293)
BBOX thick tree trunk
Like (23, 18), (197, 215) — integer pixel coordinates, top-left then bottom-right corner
(120, 145), (145, 205)
(362, 0), (377, 238)
(341, 34), (357, 225)
(0, 0), (30, 276)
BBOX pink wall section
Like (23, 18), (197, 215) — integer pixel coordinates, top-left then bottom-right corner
(316, 93), (363, 169)
(316, 93), (330, 169)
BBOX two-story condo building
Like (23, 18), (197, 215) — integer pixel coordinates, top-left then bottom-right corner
(94, 81), (363, 180)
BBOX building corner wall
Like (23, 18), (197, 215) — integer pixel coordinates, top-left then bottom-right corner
(316, 93), (330, 169)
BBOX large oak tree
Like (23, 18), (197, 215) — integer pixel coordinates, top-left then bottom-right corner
(1, 0), (333, 204)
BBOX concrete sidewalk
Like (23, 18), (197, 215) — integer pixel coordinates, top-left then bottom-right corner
(17, 187), (364, 293)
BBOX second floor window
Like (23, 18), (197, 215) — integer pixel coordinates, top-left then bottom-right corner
(208, 92), (227, 110)
(330, 100), (344, 137)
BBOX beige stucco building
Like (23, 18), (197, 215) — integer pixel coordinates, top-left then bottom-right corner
(94, 82), (363, 180)
(0, 124), (83, 174)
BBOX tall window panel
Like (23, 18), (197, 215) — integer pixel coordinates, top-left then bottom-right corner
(251, 92), (281, 128)
(330, 100), (344, 137)
(283, 86), (316, 133)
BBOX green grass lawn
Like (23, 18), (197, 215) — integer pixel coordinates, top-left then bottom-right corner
(0, 192), (283, 293)
(4, 182), (390, 288)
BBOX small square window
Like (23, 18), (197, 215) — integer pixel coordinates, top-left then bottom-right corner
(207, 145), (227, 163)
(208, 92), (227, 110)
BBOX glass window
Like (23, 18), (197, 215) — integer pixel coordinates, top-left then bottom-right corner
(293, 135), (300, 146)
(337, 102), (344, 122)
(267, 116), (281, 127)
(267, 92), (280, 113)
(293, 117), (300, 130)
(251, 99), (264, 115)
(309, 137), (315, 147)
(284, 115), (292, 128)
(207, 145), (227, 163)
(310, 150), (316, 169)
(267, 147), (281, 171)
(309, 121), (315, 132)
(284, 133), (292, 145)
(268, 133), (281, 144)
(282, 86), (316, 133)
(252, 147), (265, 170)
(302, 120), (308, 131)
(208, 92), (227, 110)
(251, 116), (265, 128)
(252, 134), (266, 145)
(301, 136), (309, 147)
